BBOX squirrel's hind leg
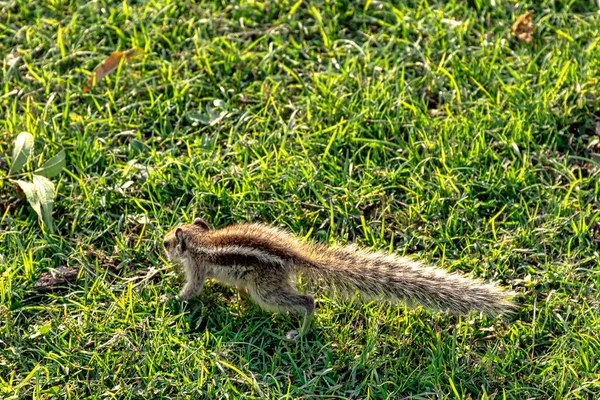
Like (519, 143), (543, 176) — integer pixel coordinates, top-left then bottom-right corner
(247, 284), (314, 340)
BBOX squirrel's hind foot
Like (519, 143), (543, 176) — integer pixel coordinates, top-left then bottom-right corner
(285, 330), (301, 341)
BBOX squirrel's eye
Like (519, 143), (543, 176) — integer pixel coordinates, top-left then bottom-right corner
(163, 240), (169, 248)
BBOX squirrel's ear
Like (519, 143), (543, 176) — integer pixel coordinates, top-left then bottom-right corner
(175, 228), (186, 252)
(193, 218), (210, 231)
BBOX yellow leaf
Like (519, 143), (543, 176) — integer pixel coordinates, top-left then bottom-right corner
(83, 47), (144, 92)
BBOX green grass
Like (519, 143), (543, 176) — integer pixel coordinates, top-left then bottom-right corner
(1, 0), (600, 398)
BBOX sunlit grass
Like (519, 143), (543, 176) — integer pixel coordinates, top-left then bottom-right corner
(1, 1), (599, 398)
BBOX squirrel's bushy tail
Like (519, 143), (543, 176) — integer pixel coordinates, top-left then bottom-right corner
(302, 243), (516, 316)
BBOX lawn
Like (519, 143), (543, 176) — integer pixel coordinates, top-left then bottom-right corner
(1, 0), (600, 398)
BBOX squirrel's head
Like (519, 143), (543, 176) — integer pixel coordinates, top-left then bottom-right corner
(163, 218), (210, 262)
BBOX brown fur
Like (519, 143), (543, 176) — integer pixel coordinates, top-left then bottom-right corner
(163, 219), (516, 338)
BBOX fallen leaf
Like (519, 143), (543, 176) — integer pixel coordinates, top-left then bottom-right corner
(35, 150), (66, 178)
(33, 174), (56, 233)
(32, 266), (78, 292)
(9, 132), (34, 176)
(187, 112), (211, 125)
(11, 179), (42, 224)
(84, 47), (144, 92)
(512, 11), (534, 43)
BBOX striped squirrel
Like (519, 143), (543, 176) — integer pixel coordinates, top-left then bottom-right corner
(163, 218), (516, 340)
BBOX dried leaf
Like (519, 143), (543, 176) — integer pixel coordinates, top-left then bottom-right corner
(9, 132), (34, 176)
(32, 266), (79, 292)
(512, 11), (534, 43)
(35, 150), (66, 178)
(83, 47), (144, 92)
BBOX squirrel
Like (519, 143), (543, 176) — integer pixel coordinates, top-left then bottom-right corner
(163, 218), (516, 340)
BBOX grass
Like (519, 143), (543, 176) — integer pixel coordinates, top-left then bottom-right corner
(1, 0), (600, 398)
